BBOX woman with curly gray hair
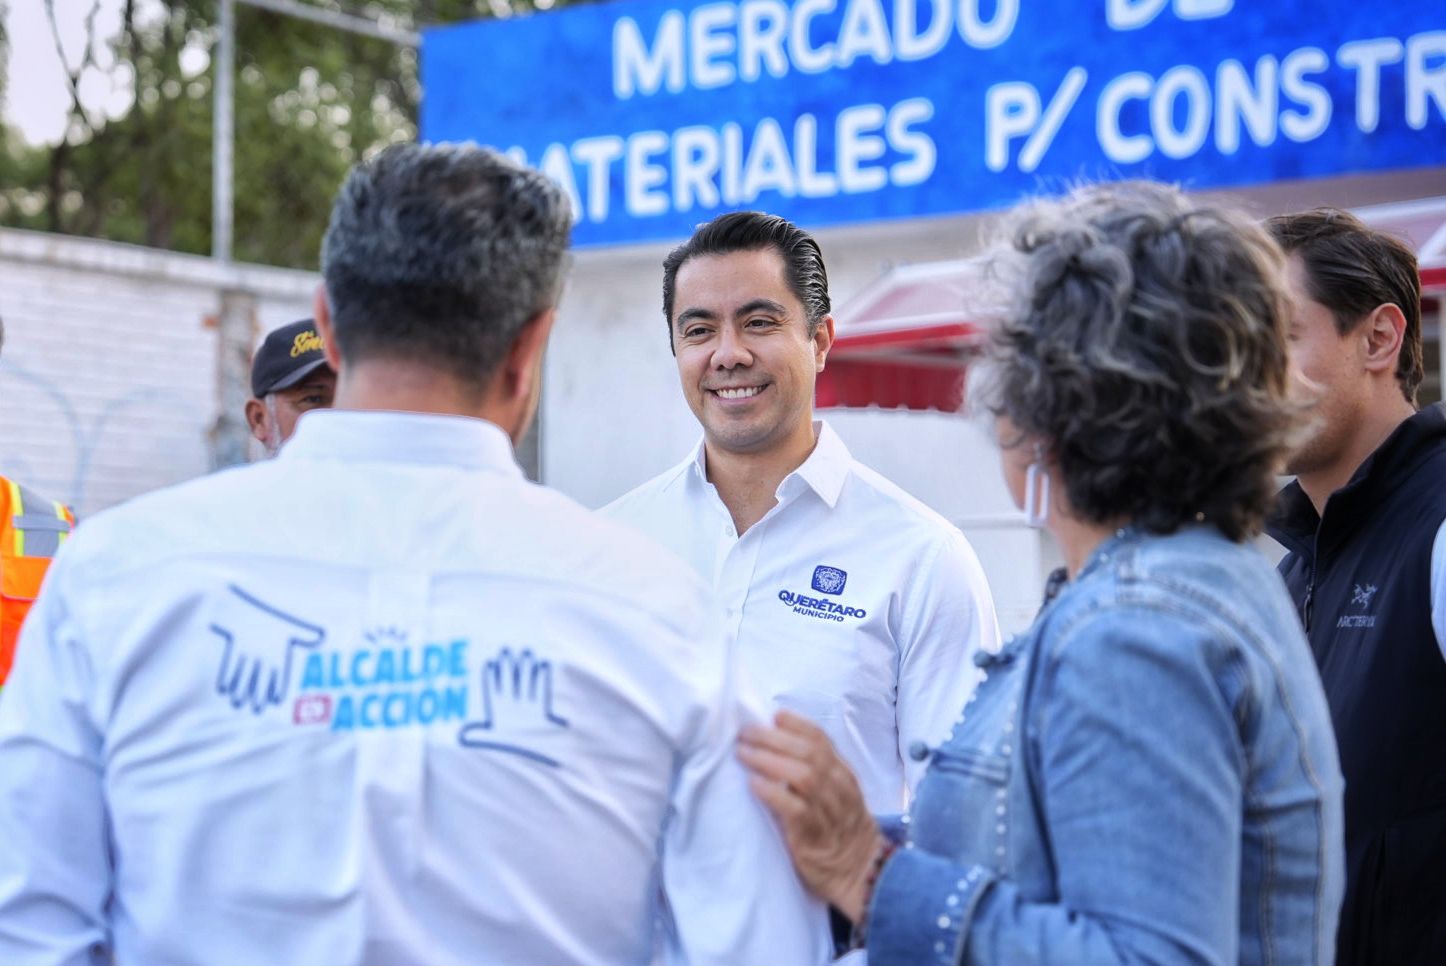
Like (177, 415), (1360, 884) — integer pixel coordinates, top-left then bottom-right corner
(740, 181), (1346, 964)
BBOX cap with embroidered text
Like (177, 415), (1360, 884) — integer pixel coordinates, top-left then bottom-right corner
(251, 320), (333, 398)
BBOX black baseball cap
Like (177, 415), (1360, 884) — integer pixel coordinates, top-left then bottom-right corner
(251, 319), (333, 398)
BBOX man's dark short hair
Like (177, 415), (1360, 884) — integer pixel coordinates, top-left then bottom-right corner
(320, 143), (572, 389)
(1267, 208), (1423, 406)
(660, 211), (831, 352)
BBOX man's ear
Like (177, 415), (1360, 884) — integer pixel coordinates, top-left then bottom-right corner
(244, 398), (269, 443)
(313, 285), (343, 373)
(1361, 302), (1407, 375)
(813, 314), (836, 373)
(503, 308), (558, 402)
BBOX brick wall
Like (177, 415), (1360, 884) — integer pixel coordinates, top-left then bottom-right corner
(0, 229), (316, 517)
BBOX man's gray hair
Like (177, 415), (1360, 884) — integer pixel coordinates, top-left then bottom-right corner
(320, 142), (573, 388)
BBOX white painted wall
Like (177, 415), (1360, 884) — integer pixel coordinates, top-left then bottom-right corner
(823, 408), (1059, 634)
(0, 228), (316, 517)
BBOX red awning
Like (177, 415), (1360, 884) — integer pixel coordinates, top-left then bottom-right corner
(819, 196), (1446, 413)
(818, 259), (990, 412)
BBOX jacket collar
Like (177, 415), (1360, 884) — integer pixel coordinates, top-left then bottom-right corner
(280, 409), (521, 476)
(1267, 480), (1318, 558)
(1268, 403), (1446, 556)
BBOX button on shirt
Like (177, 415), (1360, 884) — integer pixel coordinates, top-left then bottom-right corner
(604, 422), (1000, 811)
(0, 411), (829, 966)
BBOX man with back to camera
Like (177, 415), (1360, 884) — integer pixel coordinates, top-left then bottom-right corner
(1266, 208), (1446, 965)
(245, 318), (336, 456)
(604, 211), (1000, 815)
(0, 145), (829, 965)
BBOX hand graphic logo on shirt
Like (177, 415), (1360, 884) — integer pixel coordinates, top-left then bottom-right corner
(210, 584), (325, 715)
(458, 647), (569, 767)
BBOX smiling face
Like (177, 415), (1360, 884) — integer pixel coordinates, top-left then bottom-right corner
(671, 248), (832, 459)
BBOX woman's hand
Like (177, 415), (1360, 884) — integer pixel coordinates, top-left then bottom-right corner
(738, 709), (887, 922)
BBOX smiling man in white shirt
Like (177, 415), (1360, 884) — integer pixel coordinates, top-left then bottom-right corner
(604, 212), (999, 812)
(0, 146), (827, 965)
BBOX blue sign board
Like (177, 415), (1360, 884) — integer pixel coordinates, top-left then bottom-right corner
(422, 0), (1446, 247)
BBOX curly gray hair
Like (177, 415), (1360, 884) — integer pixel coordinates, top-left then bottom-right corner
(979, 181), (1299, 541)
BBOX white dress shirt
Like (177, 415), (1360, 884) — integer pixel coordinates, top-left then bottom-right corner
(604, 422), (1000, 811)
(0, 410), (828, 966)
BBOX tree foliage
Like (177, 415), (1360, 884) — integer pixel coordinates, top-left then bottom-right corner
(0, 0), (583, 269)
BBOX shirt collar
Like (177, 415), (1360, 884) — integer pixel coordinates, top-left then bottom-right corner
(279, 409), (521, 476)
(686, 420), (852, 509)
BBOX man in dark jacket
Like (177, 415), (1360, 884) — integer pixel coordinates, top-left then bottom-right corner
(1267, 208), (1446, 966)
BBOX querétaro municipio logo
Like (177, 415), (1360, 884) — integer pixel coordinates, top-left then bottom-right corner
(811, 565), (848, 595)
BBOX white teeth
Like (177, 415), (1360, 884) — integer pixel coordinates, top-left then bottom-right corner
(715, 386), (763, 399)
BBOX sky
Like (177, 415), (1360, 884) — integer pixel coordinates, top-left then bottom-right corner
(3, 0), (185, 146)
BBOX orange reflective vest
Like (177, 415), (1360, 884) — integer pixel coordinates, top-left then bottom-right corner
(0, 477), (75, 688)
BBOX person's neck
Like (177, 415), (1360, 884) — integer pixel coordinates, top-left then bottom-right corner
(1050, 512), (1122, 579)
(706, 421), (819, 536)
(1296, 393), (1415, 516)
(334, 361), (512, 431)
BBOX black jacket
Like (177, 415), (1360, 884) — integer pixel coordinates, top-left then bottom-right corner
(1267, 403), (1446, 965)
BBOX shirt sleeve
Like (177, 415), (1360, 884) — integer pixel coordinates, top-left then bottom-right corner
(0, 551), (112, 964)
(896, 532), (1000, 791)
(868, 609), (1257, 964)
(1431, 518), (1446, 665)
(659, 609), (831, 966)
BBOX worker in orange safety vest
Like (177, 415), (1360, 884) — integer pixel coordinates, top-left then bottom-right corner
(0, 478), (75, 688)
(0, 318), (77, 690)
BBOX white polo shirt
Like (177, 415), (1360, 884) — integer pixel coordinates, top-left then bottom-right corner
(0, 410), (828, 966)
(604, 422), (1000, 811)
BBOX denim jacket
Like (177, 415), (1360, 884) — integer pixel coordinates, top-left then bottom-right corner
(867, 526), (1344, 965)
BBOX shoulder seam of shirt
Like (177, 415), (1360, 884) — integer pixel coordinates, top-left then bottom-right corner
(840, 460), (967, 534)
(611, 451), (698, 507)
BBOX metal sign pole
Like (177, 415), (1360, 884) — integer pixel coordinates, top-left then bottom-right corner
(210, 0), (419, 264)
(234, 0), (421, 45)
(212, 0), (235, 262)
(206, 0), (425, 469)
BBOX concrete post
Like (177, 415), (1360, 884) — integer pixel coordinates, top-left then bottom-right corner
(209, 288), (256, 469)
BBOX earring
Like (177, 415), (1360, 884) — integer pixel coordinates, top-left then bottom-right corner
(1023, 444), (1050, 528)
